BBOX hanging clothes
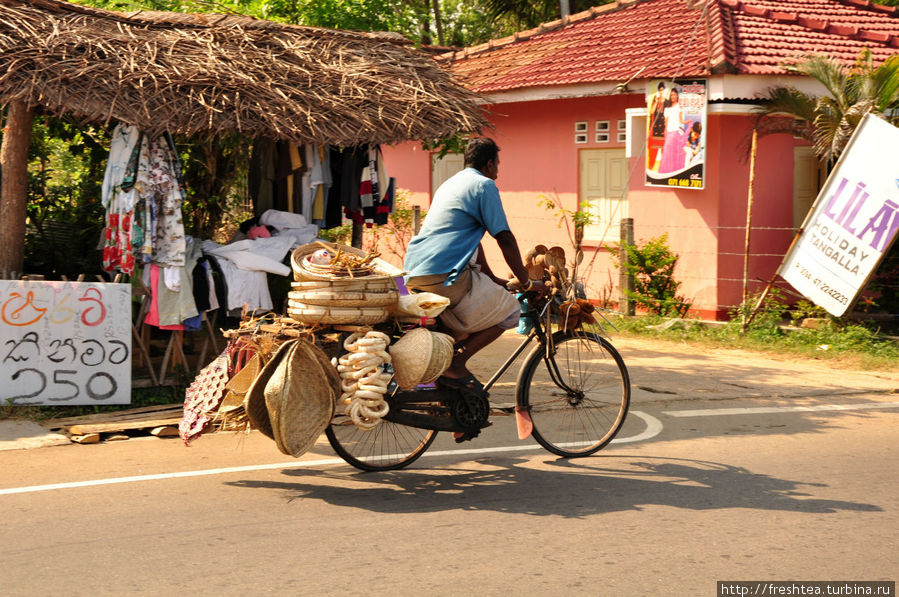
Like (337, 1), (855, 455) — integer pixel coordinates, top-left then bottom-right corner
(309, 145), (332, 223)
(101, 124), (140, 209)
(143, 265), (185, 331)
(140, 135), (187, 268)
(325, 147), (346, 229)
(249, 138), (277, 215)
(338, 146), (369, 228)
(377, 177), (396, 226)
(101, 124), (142, 275)
(360, 145), (391, 228)
(301, 144), (314, 218)
(101, 126), (187, 275)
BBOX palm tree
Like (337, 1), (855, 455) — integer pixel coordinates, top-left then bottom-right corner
(756, 49), (899, 163)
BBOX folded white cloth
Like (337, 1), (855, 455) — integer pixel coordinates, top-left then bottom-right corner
(201, 237), (292, 276)
(259, 209), (319, 247)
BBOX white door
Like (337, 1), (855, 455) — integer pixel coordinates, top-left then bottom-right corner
(581, 149), (628, 245)
(431, 153), (465, 198)
(793, 146), (824, 230)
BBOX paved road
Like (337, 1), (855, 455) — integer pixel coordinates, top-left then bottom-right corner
(1, 335), (897, 595)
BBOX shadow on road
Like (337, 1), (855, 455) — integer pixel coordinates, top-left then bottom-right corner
(224, 454), (880, 518)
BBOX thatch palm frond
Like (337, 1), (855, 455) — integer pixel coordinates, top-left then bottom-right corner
(812, 95), (847, 161)
(0, 0), (490, 145)
(759, 86), (817, 121)
(757, 50), (899, 163)
(755, 86), (817, 141)
(865, 54), (899, 115)
(787, 55), (852, 112)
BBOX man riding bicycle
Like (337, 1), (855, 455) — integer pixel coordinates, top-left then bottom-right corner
(404, 137), (547, 393)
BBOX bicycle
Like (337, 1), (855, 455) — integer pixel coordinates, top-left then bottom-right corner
(325, 294), (631, 471)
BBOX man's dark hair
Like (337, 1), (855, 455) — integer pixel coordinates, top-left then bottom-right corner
(657, 81), (666, 90)
(464, 137), (500, 170)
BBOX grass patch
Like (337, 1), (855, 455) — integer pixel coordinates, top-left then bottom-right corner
(603, 313), (899, 371)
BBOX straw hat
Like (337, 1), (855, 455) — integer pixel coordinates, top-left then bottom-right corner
(219, 353), (260, 413)
(388, 328), (454, 390)
(264, 339), (339, 457)
(243, 341), (294, 440)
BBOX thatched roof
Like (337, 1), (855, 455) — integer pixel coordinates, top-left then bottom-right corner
(0, 0), (488, 144)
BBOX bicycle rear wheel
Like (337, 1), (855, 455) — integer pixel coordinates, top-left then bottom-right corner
(326, 412), (437, 472)
(517, 330), (630, 457)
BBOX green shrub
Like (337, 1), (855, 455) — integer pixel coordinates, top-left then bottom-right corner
(611, 233), (692, 317)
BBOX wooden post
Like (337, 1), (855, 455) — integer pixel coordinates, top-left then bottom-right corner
(351, 219), (363, 249)
(0, 101), (35, 278)
(742, 128), (759, 307)
(618, 218), (635, 316)
(741, 227), (803, 333)
(413, 205), (421, 235)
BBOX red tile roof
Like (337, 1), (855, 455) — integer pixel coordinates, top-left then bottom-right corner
(442, 0), (899, 93)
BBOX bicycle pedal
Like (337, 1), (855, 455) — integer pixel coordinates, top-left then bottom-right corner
(453, 429), (481, 443)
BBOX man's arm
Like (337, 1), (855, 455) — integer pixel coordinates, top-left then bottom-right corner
(494, 230), (530, 287)
(474, 243), (504, 286)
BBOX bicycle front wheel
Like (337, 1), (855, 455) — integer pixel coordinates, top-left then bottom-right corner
(325, 413), (437, 472)
(517, 331), (630, 457)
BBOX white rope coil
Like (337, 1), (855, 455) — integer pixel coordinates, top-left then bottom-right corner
(333, 331), (393, 430)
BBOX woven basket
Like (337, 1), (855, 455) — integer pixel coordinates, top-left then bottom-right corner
(287, 289), (397, 308)
(264, 339), (337, 457)
(291, 277), (397, 293)
(287, 301), (390, 325)
(291, 240), (403, 282)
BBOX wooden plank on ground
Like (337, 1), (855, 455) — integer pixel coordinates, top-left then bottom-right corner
(46, 404), (182, 429)
(65, 416), (182, 436)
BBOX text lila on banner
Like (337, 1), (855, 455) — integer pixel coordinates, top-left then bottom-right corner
(780, 114), (899, 316)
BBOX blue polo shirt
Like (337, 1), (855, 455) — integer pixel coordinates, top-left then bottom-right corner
(404, 167), (510, 285)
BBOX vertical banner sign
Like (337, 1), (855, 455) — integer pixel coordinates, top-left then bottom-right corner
(0, 280), (131, 405)
(645, 79), (707, 189)
(780, 114), (899, 317)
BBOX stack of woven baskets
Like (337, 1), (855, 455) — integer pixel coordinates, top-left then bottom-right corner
(288, 241), (402, 326)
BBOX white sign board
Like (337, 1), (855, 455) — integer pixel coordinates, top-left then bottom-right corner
(780, 114), (899, 316)
(0, 280), (132, 405)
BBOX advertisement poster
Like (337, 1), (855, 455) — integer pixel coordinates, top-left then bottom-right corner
(780, 114), (899, 317)
(0, 280), (132, 405)
(645, 78), (707, 189)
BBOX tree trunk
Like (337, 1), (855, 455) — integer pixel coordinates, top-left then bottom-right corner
(0, 101), (35, 278)
(431, 0), (444, 46)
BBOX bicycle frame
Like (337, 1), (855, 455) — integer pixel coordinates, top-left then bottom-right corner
(482, 296), (579, 398)
(326, 293), (632, 469)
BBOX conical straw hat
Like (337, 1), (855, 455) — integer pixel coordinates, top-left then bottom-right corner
(220, 353), (260, 413)
(243, 340), (294, 440)
(389, 328), (454, 390)
(264, 339), (338, 457)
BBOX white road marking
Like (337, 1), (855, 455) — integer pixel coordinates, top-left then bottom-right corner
(0, 410), (661, 496)
(613, 410), (663, 443)
(0, 458), (345, 495)
(664, 401), (899, 418)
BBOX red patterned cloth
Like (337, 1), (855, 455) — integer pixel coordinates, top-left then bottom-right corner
(179, 349), (231, 445)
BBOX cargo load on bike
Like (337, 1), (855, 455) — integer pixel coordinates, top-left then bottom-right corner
(179, 240), (630, 471)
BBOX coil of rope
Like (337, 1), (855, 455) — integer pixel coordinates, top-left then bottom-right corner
(332, 330), (393, 430)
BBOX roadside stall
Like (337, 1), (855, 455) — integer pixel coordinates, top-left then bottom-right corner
(0, 0), (488, 405)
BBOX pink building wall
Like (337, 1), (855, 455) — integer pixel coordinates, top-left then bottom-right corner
(382, 97), (801, 320)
